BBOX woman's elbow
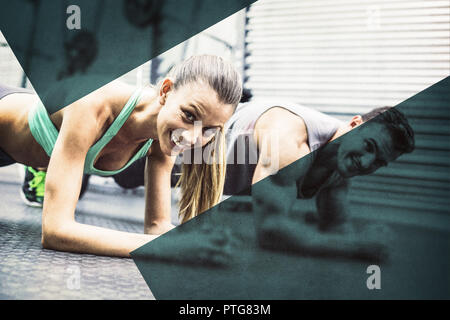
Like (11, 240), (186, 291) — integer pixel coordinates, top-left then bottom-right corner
(41, 220), (74, 250)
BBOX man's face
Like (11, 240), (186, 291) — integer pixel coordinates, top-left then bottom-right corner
(336, 122), (400, 178)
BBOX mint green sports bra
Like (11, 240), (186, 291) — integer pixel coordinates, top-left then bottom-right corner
(28, 88), (153, 176)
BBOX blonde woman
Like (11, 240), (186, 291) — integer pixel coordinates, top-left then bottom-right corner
(0, 55), (242, 261)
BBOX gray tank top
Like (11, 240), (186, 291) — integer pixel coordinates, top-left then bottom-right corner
(224, 100), (343, 195)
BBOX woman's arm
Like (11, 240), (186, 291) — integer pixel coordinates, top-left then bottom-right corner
(41, 90), (157, 257)
(143, 142), (177, 235)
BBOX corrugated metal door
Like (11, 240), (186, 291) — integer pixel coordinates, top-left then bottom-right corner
(0, 31), (27, 87)
(244, 0), (450, 219)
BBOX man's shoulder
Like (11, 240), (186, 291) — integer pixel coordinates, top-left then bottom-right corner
(255, 106), (308, 136)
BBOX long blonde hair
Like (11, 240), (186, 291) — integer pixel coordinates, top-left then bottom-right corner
(168, 55), (242, 223)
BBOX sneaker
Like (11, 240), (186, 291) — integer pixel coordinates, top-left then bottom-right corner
(20, 166), (46, 207)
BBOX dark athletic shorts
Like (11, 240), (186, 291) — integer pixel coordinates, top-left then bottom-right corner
(0, 83), (33, 167)
(0, 146), (15, 167)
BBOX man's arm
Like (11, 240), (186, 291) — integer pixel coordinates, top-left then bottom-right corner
(315, 182), (350, 231)
(252, 107), (311, 185)
(251, 108), (312, 234)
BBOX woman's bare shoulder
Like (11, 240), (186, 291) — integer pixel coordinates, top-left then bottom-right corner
(96, 80), (137, 108)
(59, 81), (136, 124)
(63, 80), (133, 112)
(52, 81), (137, 146)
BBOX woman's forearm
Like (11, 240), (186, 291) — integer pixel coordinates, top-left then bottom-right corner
(143, 155), (175, 230)
(42, 220), (158, 257)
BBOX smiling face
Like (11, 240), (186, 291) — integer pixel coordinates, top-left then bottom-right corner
(336, 122), (401, 178)
(156, 79), (235, 156)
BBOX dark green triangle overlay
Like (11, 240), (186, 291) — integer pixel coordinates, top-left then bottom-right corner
(0, 0), (256, 114)
(131, 77), (450, 299)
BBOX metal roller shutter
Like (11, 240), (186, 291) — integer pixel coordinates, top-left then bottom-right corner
(0, 31), (26, 87)
(244, 0), (450, 218)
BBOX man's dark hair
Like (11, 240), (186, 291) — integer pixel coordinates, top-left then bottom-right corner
(361, 106), (392, 122)
(240, 87), (253, 103)
(362, 106), (415, 154)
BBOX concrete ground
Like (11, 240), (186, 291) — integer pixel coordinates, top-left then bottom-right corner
(0, 164), (183, 299)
